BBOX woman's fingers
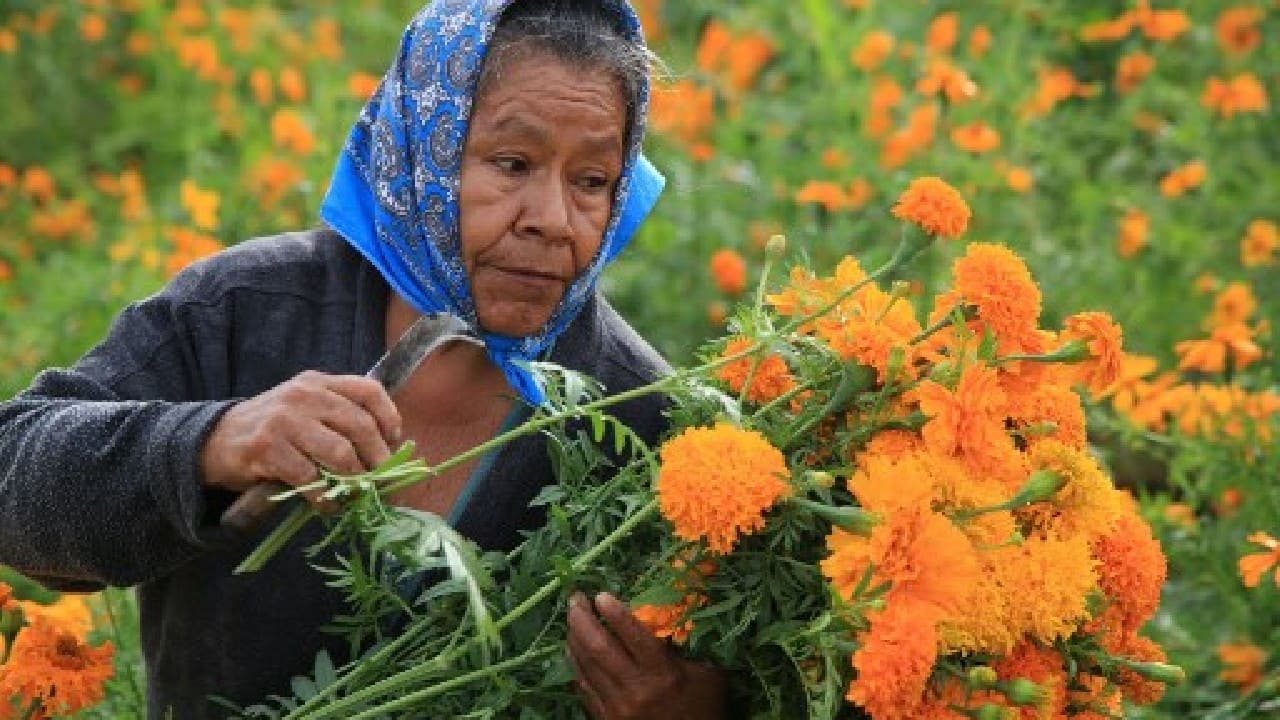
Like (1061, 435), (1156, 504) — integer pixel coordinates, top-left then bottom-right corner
(321, 375), (402, 446)
(565, 647), (611, 720)
(201, 371), (404, 508)
(566, 593), (628, 698)
(592, 592), (669, 669)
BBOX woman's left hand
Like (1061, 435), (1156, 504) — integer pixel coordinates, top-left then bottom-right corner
(566, 592), (726, 720)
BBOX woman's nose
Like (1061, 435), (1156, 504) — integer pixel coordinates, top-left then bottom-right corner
(517, 173), (574, 243)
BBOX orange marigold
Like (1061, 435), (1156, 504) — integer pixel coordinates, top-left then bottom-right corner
(1218, 641), (1267, 692)
(914, 363), (1007, 458)
(992, 641), (1069, 719)
(851, 30), (895, 71)
(1117, 207), (1149, 258)
(0, 618), (114, 716)
(824, 504), (980, 618)
(708, 248), (748, 295)
(1091, 513), (1167, 633)
(1115, 51), (1155, 93)
(633, 594), (704, 644)
(715, 337), (797, 404)
(656, 425), (790, 553)
(1241, 219), (1278, 267)
(891, 176), (971, 239)
(931, 243), (1043, 355)
(950, 121), (1000, 153)
(1061, 311), (1124, 392)
(1201, 73), (1269, 118)
(1239, 531), (1280, 588)
(1215, 7), (1264, 55)
(846, 604), (940, 719)
(1021, 440), (1124, 540)
(996, 534), (1098, 644)
(1110, 632), (1168, 706)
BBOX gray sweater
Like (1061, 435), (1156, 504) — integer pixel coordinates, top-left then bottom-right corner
(0, 228), (672, 718)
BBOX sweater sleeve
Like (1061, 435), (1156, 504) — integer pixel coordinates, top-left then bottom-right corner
(0, 267), (241, 591)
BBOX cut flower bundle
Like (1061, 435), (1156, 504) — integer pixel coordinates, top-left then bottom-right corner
(237, 177), (1181, 720)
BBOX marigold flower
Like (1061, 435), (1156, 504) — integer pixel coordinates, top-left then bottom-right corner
(968, 25), (992, 58)
(915, 362), (1007, 457)
(1176, 323), (1262, 374)
(1005, 166), (1033, 193)
(179, 180), (220, 231)
(1060, 311), (1124, 392)
(1216, 7), (1264, 54)
(932, 243), (1043, 355)
(925, 12), (959, 55)
(846, 604), (940, 718)
(938, 557), (1017, 656)
(794, 180), (848, 212)
(997, 534), (1098, 643)
(1241, 219), (1277, 267)
(813, 281), (922, 383)
(649, 80), (714, 146)
(950, 122), (1000, 154)
(633, 593), (704, 644)
(715, 337), (796, 404)
(1092, 513), (1167, 633)
(79, 13), (108, 42)
(1135, 3), (1191, 42)
(1159, 161), (1206, 197)
(708, 248), (747, 295)
(1211, 282), (1258, 326)
(891, 176), (970, 238)
(992, 642), (1069, 717)
(20, 167), (57, 204)
(1020, 440), (1124, 540)
(0, 618), (115, 716)
(19, 595), (93, 637)
(851, 30), (894, 71)
(1201, 73), (1269, 118)
(271, 109), (316, 155)
(1218, 642), (1267, 692)
(1115, 51), (1155, 93)
(656, 425), (790, 554)
(824, 503), (981, 619)
(164, 226), (223, 277)
(1110, 632), (1169, 706)
(1239, 531), (1280, 588)
(1117, 208), (1149, 258)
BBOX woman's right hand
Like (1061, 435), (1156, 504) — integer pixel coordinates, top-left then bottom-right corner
(200, 371), (402, 506)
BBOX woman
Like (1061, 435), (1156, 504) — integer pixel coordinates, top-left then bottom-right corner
(0, 0), (725, 717)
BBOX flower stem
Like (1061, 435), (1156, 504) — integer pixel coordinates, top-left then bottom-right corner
(286, 499), (660, 719)
(346, 644), (560, 720)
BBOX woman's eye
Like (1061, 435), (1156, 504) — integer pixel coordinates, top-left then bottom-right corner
(578, 174), (611, 193)
(493, 156), (527, 174)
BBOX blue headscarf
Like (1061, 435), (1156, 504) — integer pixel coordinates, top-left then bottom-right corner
(319, 0), (665, 406)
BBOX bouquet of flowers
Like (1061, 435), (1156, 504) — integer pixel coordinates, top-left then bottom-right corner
(234, 176), (1181, 720)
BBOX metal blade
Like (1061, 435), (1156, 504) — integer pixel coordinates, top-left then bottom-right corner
(367, 312), (475, 395)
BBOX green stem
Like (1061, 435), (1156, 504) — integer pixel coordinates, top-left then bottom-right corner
(346, 645), (560, 720)
(233, 501), (314, 574)
(287, 499), (660, 719)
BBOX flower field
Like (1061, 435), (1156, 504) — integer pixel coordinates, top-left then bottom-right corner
(0, 1), (1277, 718)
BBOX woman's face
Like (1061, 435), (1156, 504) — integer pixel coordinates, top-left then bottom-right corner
(458, 52), (627, 337)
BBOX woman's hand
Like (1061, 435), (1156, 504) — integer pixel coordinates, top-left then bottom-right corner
(566, 592), (726, 720)
(200, 371), (402, 506)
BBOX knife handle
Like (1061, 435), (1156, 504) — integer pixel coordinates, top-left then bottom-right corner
(221, 481), (291, 537)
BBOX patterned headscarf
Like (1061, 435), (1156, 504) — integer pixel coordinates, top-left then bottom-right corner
(319, 0), (664, 405)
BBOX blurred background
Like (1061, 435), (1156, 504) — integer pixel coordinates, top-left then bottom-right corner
(0, 1), (1276, 717)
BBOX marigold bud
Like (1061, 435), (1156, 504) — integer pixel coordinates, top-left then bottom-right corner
(973, 704), (1007, 720)
(806, 470), (836, 489)
(968, 665), (999, 689)
(1004, 677), (1048, 706)
(1118, 658), (1186, 685)
(766, 233), (787, 258)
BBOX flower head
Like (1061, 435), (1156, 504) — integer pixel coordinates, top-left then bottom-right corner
(891, 176), (971, 238)
(1060, 311), (1125, 392)
(1092, 513), (1167, 633)
(1218, 641), (1267, 692)
(708, 248), (748, 295)
(656, 424), (790, 553)
(1239, 531), (1280, 588)
(715, 337), (797, 404)
(0, 618), (115, 716)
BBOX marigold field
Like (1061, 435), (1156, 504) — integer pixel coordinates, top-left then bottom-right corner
(0, 1), (1277, 718)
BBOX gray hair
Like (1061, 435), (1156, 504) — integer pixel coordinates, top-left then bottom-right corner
(477, 0), (661, 134)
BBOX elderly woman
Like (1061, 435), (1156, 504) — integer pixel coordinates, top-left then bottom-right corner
(0, 0), (727, 717)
